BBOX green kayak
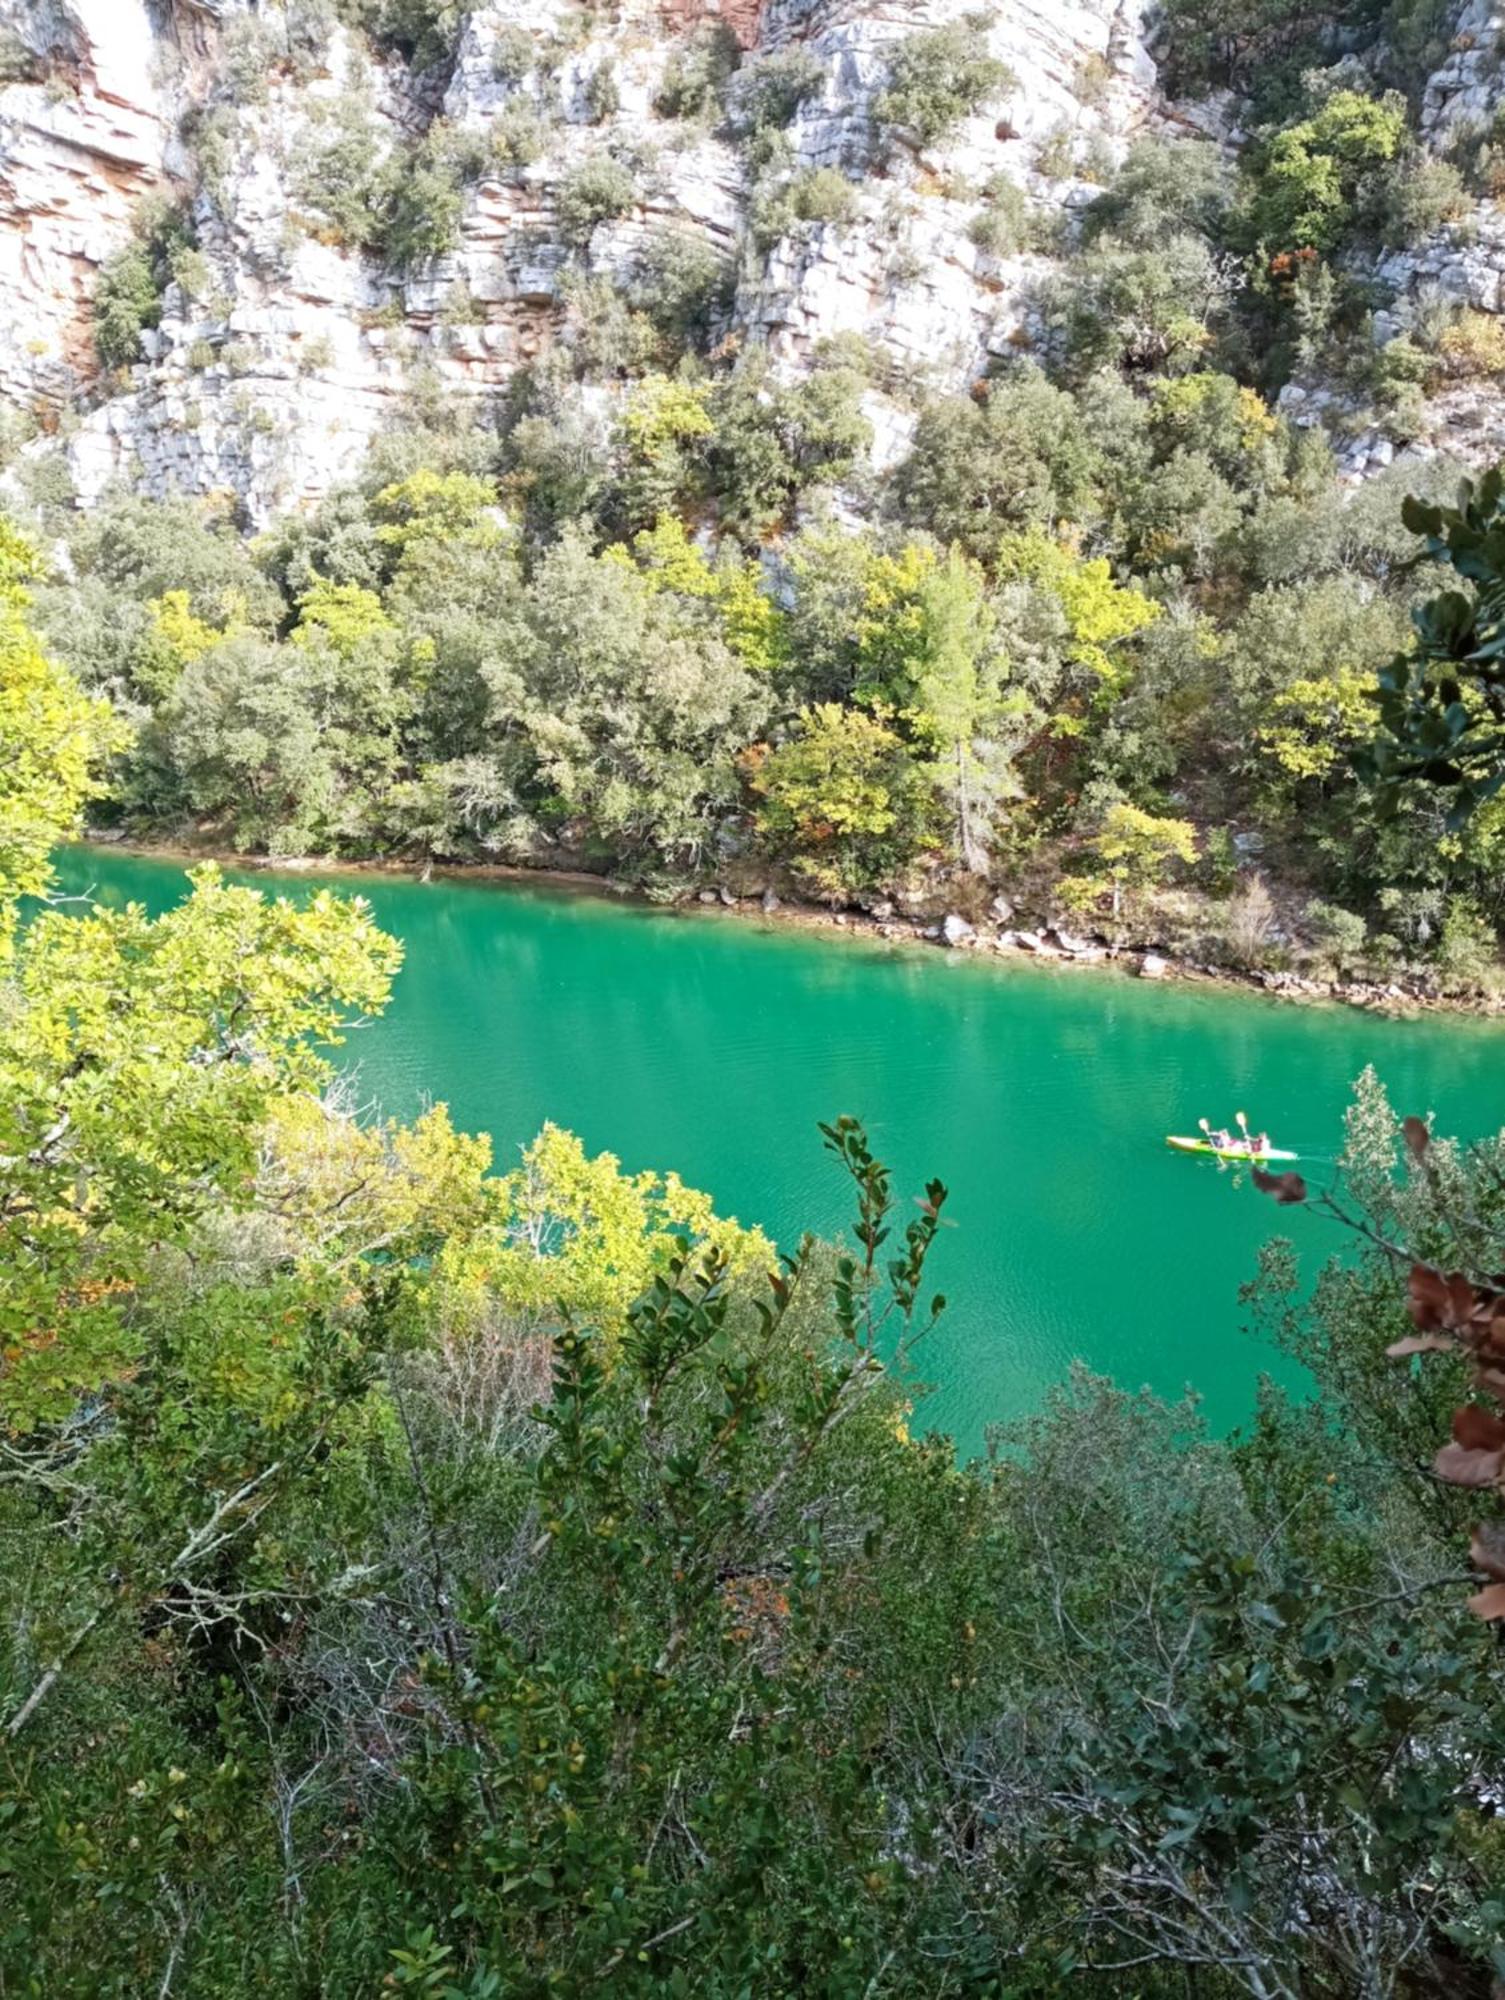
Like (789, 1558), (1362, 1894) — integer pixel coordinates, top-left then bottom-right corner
(1166, 1136), (1298, 1162)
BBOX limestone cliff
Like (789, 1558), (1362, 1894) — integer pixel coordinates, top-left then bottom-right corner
(0, 0), (1502, 522)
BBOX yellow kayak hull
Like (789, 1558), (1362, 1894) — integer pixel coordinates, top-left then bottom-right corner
(1166, 1136), (1297, 1162)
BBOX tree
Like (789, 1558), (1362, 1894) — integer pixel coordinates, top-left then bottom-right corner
(486, 528), (772, 875)
(873, 19), (1014, 149)
(705, 351), (871, 539)
(436, 1122), (772, 1350)
(1043, 233), (1229, 380)
(855, 544), (1009, 870)
(1243, 89), (1408, 254)
(745, 702), (937, 899)
(611, 514), (787, 676)
(995, 528), (1160, 703)
(1159, 0), (1384, 102)
(0, 520), (124, 940)
(894, 367), (1103, 559)
(1094, 800), (1197, 919)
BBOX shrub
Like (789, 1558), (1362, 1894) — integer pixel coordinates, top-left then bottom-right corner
(1222, 872), (1278, 967)
(298, 332), (336, 371)
(221, 17), (276, 103)
(1435, 308), (1505, 380)
(559, 271), (660, 378)
(733, 46), (824, 138)
(629, 228), (730, 349)
(754, 166), (858, 246)
(655, 21), (740, 121)
(1035, 124), (1078, 179)
(1365, 331), (1430, 436)
(93, 246), (160, 369)
(557, 153), (638, 244)
(1082, 137), (1231, 248)
(490, 24), (535, 83)
(345, 0), (465, 69)
(288, 93), (392, 246)
(583, 61), (619, 124)
(1451, 105), (1505, 198)
(0, 25), (40, 81)
(1373, 151), (1466, 246)
(966, 177), (1030, 256)
(1157, 0), (1358, 105)
(488, 99), (550, 173)
(1434, 897), (1499, 990)
(279, 0), (341, 67)
(873, 16), (1015, 149)
(1304, 898), (1368, 975)
(786, 166), (857, 226)
(92, 199), (196, 370)
(378, 125), (472, 269)
(1076, 50), (1113, 107)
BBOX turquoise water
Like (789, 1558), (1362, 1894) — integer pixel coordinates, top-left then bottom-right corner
(55, 846), (1505, 1454)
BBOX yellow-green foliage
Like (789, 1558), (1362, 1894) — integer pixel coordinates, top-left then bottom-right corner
(371, 469), (501, 553)
(1246, 89), (1407, 252)
(1436, 310), (1505, 381)
(751, 702), (911, 844)
(1094, 800), (1196, 907)
(1151, 372), (1279, 457)
(0, 519), (125, 943)
(436, 1122), (772, 1350)
(0, 867), (402, 1426)
(290, 578), (397, 659)
(1259, 667), (1377, 781)
(609, 515), (787, 675)
(619, 375), (715, 464)
(258, 1095), (496, 1270)
(135, 588), (249, 699)
(997, 528), (1160, 694)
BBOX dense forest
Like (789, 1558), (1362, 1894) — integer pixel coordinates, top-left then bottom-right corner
(3, 497), (1505, 1992)
(11, 0), (1505, 992)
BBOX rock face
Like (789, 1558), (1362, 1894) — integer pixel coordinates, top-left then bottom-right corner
(0, 0), (1163, 521)
(0, 0), (173, 413)
(1, 0), (1503, 521)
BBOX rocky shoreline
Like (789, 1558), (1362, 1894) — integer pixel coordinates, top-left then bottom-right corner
(81, 830), (1505, 1023)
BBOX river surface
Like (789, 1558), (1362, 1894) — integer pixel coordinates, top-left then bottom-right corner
(56, 846), (1505, 1454)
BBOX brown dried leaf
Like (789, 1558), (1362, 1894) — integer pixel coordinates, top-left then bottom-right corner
(1465, 1582), (1505, 1620)
(1407, 1265), (1505, 1343)
(1252, 1167), (1307, 1205)
(1434, 1442), (1505, 1488)
(1472, 1365), (1505, 1400)
(1401, 1115), (1430, 1161)
(1407, 1265), (1450, 1332)
(1385, 1334), (1459, 1357)
(1470, 1521), (1505, 1582)
(1453, 1404), (1505, 1452)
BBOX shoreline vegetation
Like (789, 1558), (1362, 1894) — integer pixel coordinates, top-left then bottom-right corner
(84, 829), (1505, 1022)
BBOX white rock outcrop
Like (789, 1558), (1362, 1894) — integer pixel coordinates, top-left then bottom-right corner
(1, 0), (1502, 520)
